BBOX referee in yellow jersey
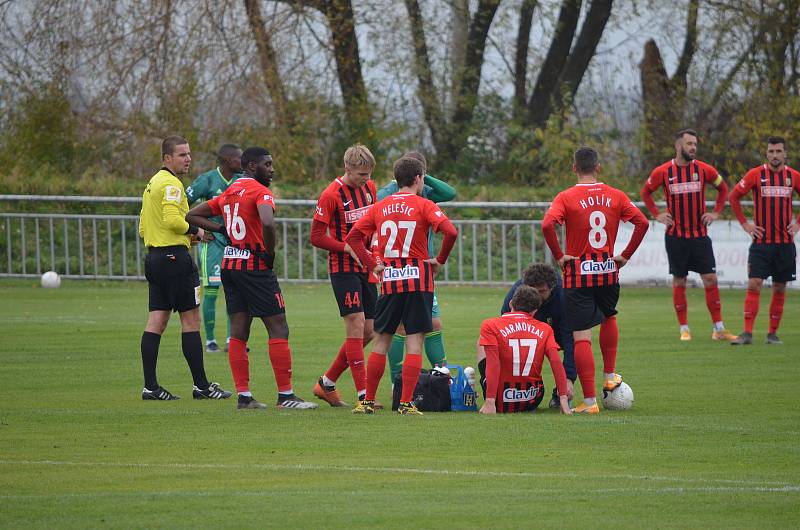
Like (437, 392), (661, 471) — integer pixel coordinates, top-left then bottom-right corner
(138, 135), (232, 401)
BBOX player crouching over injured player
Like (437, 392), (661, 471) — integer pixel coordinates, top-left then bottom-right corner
(345, 156), (458, 415)
(478, 285), (572, 415)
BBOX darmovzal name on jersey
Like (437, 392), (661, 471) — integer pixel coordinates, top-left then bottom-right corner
(498, 321), (546, 338)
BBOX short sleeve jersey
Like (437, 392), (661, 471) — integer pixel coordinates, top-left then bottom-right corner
(735, 165), (800, 244)
(351, 192), (449, 294)
(207, 177), (276, 271)
(544, 182), (642, 288)
(313, 177), (378, 274)
(479, 312), (559, 412)
(644, 159), (722, 238)
(187, 168), (241, 246)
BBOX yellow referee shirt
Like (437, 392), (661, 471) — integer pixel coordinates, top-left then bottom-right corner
(139, 168), (192, 248)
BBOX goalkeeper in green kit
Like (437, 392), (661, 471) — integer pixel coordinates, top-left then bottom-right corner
(186, 144), (243, 352)
(376, 151), (456, 384)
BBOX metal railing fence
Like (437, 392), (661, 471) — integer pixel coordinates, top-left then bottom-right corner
(0, 212), (550, 285)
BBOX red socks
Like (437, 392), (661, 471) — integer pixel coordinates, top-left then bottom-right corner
(743, 289), (760, 333)
(365, 352), (386, 401)
(704, 285), (722, 323)
(324, 343), (349, 383)
(673, 286), (688, 326)
(345, 337), (366, 395)
(599, 316), (618, 374)
(227, 338), (250, 393)
(769, 291), (785, 333)
(268, 338), (293, 393)
(574, 339), (596, 399)
(400, 353), (423, 403)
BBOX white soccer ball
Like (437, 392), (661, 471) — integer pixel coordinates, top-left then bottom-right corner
(602, 381), (634, 410)
(41, 271), (61, 288)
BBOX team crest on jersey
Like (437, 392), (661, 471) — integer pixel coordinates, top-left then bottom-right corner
(366, 192), (373, 204)
(787, 177), (792, 186)
(692, 172), (699, 181)
(344, 205), (370, 224)
(580, 259), (617, 275)
(224, 246), (251, 259)
(382, 264), (420, 281)
(503, 386), (539, 403)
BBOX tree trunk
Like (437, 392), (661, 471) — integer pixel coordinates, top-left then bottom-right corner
(404, 0), (444, 149)
(639, 39), (673, 169)
(321, 0), (368, 122)
(449, 0), (470, 113)
(514, 0), (537, 110)
(243, 0), (290, 126)
(525, 0), (581, 128)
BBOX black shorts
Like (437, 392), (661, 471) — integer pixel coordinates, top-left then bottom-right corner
(748, 243), (797, 283)
(374, 291), (434, 335)
(498, 380), (545, 413)
(329, 273), (378, 318)
(665, 234), (716, 277)
(221, 268), (286, 317)
(564, 284), (620, 331)
(144, 246), (200, 313)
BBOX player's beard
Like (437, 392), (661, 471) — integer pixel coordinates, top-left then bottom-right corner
(768, 159), (782, 169)
(681, 148), (695, 162)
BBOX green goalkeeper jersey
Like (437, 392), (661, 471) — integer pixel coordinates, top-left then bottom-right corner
(187, 167), (242, 245)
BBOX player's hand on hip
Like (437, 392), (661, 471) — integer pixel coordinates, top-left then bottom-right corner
(479, 399), (496, 415)
(743, 222), (764, 239)
(425, 258), (443, 276)
(787, 221), (800, 238)
(343, 243), (363, 267)
(655, 212), (674, 226)
(611, 255), (628, 268)
(701, 211), (719, 225)
(557, 255), (578, 269)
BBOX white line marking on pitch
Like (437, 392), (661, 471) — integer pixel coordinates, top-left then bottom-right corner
(0, 459), (797, 490)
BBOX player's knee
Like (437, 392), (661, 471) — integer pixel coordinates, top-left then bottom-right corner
(431, 318), (442, 331)
(265, 315), (289, 339)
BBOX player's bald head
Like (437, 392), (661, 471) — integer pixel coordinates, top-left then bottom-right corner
(216, 144), (241, 163)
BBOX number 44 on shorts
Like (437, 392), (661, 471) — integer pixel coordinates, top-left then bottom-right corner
(344, 291), (360, 309)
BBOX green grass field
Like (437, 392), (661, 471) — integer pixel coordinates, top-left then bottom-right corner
(1, 279), (798, 528)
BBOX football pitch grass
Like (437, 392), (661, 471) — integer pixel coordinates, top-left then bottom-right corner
(1, 279), (798, 528)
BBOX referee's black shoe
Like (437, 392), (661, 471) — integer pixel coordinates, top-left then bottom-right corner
(192, 382), (233, 399)
(142, 386), (180, 400)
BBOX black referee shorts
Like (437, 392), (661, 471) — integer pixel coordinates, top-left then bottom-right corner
(144, 246), (200, 313)
(665, 234), (716, 277)
(748, 243), (797, 283)
(564, 284), (620, 331)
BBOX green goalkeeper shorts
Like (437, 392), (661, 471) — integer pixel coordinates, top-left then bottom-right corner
(199, 239), (225, 287)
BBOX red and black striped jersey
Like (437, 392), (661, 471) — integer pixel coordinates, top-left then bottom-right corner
(543, 183), (647, 288)
(313, 177), (377, 273)
(644, 159), (723, 238)
(350, 193), (449, 294)
(207, 177), (275, 272)
(734, 165), (800, 244)
(479, 312), (564, 413)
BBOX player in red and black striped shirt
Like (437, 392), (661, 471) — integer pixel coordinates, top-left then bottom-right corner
(640, 129), (736, 342)
(345, 156), (458, 414)
(729, 136), (800, 345)
(542, 147), (648, 414)
(310, 144), (380, 407)
(186, 147), (317, 410)
(478, 285), (571, 415)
